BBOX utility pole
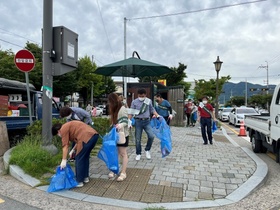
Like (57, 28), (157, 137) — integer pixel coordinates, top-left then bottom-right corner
(42, 0), (57, 155)
(123, 17), (127, 98)
(245, 78), (248, 106)
(259, 61), (269, 110)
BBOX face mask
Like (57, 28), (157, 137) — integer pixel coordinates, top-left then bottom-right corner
(202, 100), (207, 104)
(123, 100), (126, 104)
(138, 97), (145, 101)
(66, 114), (72, 119)
(155, 99), (159, 103)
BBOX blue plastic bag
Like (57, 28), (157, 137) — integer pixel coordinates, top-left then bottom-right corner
(97, 127), (119, 174)
(131, 117), (135, 126)
(191, 112), (197, 122)
(47, 164), (78, 192)
(150, 117), (172, 158)
(212, 120), (217, 133)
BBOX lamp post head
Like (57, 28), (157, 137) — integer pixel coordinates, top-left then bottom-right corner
(214, 56), (223, 73)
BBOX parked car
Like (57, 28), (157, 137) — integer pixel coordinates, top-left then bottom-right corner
(228, 106), (259, 127)
(218, 107), (233, 122)
(95, 107), (103, 116)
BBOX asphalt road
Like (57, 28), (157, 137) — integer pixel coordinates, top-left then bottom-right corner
(0, 194), (40, 210)
(205, 122), (280, 210)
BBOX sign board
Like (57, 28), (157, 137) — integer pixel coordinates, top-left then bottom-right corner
(158, 79), (166, 86)
(52, 26), (78, 76)
(14, 49), (35, 72)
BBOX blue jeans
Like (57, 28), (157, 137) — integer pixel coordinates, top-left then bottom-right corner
(200, 117), (212, 144)
(75, 134), (99, 182)
(135, 119), (154, 155)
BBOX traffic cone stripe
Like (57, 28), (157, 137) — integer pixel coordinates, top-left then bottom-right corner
(238, 121), (247, 137)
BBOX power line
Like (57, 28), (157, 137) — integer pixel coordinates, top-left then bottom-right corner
(0, 27), (39, 44)
(0, 38), (24, 49)
(128, 0), (267, 20)
(96, 0), (115, 61)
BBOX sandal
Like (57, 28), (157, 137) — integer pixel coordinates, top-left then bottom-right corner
(117, 173), (126, 182)
(108, 171), (115, 178)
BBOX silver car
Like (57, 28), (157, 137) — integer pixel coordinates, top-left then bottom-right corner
(228, 107), (259, 127)
(218, 107), (233, 122)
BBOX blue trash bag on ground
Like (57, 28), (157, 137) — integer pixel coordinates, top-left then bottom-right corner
(97, 127), (119, 174)
(150, 117), (172, 158)
(47, 164), (78, 192)
(212, 120), (218, 133)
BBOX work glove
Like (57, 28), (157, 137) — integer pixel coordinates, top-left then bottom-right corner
(60, 159), (67, 169)
(168, 114), (173, 120)
(69, 149), (75, 157)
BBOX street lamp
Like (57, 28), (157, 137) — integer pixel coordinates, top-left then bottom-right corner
(213, 56), (223, 118)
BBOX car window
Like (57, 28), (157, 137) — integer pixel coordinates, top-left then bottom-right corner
(236, 108), (257, 114)
(223, 108), (232, 112)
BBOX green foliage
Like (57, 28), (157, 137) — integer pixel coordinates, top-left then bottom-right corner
(138, 63), (190, 95)
(27, 118), (66, 136)
(194, 76), (231, 101)
(139, 63), (187, 86)
(227, 96), (245, 107)
(92, 117), (111, 137)
(9, 135), (62, 179)
(248, 94), (273, 108)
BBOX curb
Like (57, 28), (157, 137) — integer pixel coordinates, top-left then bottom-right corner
(3, 126), (268, 209)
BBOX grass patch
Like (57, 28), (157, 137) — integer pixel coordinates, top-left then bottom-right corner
(9, 135), (62, 182)
(9, 117), (111, 183)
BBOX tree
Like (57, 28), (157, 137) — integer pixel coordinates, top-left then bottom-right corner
(248, 94), (273, 108)
(77, 56), (116, 104)
(227, 96), (245, 107)
(138, 63), (190, 95)
(194, 76), (231, 102)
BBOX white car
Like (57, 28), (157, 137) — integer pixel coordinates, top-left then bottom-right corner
(92, 107), (103, 117)
(228, 107), (260, 127)
(218, 107), (233, 122)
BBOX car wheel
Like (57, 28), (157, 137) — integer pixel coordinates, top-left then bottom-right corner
(252, 134), (261, 153)
(234, 119), (238, 127)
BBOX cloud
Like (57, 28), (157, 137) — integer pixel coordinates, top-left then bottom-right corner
(0, 0), (279, 85)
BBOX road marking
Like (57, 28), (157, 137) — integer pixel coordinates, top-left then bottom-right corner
(0, 198), (5, 203)
(221, 122), (239, 134)
(267, 152), (276, 161)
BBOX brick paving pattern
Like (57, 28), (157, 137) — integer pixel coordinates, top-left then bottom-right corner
(71, 126), (256, 203)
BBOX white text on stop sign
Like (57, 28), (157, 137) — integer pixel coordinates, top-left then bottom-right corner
(16, 58), (34, 63)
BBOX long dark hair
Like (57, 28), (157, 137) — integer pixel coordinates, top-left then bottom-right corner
(108, 93), (122, 124)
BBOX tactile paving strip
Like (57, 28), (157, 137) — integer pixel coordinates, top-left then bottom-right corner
(71, 168), (183, 203)
(213, 134), (230, 143)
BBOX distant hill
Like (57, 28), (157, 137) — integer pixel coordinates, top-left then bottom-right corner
(219, 82), (276, 104)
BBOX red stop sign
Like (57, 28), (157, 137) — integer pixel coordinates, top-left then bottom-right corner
(14, 49), (35, 72)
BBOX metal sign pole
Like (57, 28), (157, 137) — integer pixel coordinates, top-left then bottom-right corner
(24, 72), (33, 125)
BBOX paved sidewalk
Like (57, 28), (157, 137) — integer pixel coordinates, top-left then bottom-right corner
(4, 125), (268, 209)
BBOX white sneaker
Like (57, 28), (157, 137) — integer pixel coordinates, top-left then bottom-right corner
(135, 154), (141, 161)
(76, 182), (84, 188)
(145, 151), (151, 159)
(83, 177), (89, 183)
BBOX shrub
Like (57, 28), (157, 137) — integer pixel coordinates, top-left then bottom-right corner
(9, 135), (62, 179)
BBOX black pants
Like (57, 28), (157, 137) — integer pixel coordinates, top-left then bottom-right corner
(200, 117), (212, 144)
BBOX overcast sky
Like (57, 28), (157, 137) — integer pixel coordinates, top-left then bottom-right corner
(1, 0), (279, 85)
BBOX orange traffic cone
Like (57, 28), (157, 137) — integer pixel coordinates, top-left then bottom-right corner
(238, 121), (247, 137)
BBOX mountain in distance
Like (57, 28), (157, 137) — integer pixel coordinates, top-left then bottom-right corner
(219, 81), (276, 104)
